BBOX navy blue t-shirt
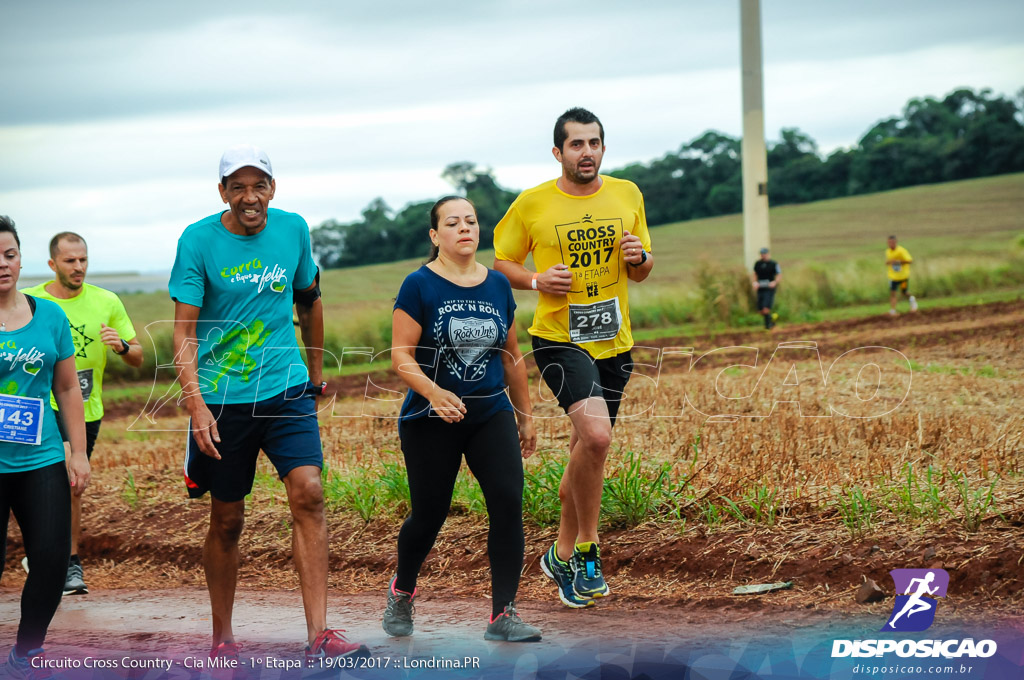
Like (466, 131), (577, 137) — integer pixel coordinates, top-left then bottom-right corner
(394, 266), (516, 424)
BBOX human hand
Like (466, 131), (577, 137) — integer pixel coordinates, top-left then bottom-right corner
(518, 417), (536, 459)
(429, 387), (466, 423)
(67, 451), (91, 495)
(189, 402), (222, 459)
(620, 230), (644, 266)
(99, 323), (124, 351)
(538, 264), (573, 294)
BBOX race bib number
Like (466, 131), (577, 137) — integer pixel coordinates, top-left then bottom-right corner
(0, 394), (44, 445)
(892, 263), (902, 272)
(78, 368), (94, 400)
(758, 279), (772, 288)
(568, 297), (622, 344)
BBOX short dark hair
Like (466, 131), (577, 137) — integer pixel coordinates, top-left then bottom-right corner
(554, 107), (604, 150)
(49, 231), (87, 259)
(0, 215), (19, 248)
(426, 196), (476, 263)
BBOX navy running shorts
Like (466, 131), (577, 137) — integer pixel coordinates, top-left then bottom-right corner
(183, 380), (323, 502)
(530, 336), (632, 426)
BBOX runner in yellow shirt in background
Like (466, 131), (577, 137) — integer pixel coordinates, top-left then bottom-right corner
(22, 232), (142, 594)
(494, 107), (653, 608)
(885, 235), (918, 316)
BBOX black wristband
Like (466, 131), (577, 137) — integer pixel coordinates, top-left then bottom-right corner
(115, 339), (130, 355)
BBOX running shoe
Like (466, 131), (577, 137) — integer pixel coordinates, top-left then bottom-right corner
(20, 557), (28, 574)
(6, 647), (52, 680)
(540, 543), (594, 608)
(382, 577), (416, 637)
(209, 642), (241, 661)
(909, 296), (918, 312)
(484, 603), (542, 642)
(304, 629), (369, 665)
(63, 560), (88, 595)
(888, 309), (898, 316)
(571, 542), (610, 598)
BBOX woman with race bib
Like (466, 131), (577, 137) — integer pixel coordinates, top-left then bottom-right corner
(0, 215), (90, 679)
(381, 197), (541, 642)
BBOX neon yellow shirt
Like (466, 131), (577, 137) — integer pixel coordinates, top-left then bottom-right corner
(21, 282), (137, 421)
(494, 176), (651, 358)
(886, 245), (913, 281)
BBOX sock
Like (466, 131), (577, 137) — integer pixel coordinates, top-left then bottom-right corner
(70, 554), (81, 566)
(491, 602), (510, 620)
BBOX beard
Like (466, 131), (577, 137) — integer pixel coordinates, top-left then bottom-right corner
(57, 272), (83, 290)
(566, 162), (600, 185)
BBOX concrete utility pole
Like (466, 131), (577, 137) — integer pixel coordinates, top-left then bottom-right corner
(740, 0), (770, 267)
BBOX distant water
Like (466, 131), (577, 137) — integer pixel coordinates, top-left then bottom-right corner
(20, 272), (171, 295)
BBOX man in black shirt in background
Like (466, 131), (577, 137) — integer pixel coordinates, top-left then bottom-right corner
(751, 247), (781, 329)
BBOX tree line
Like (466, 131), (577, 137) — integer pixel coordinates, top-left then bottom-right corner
(311, 87), (1024, 268)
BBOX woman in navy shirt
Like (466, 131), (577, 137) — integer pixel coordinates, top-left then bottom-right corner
(382, 197), (540, 642)
(0, 215), (89, 678)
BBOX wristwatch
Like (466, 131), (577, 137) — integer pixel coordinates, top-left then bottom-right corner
(115, 339), (130, 355)
(319, 381), (328, 396)
(628, 249), (648, 267)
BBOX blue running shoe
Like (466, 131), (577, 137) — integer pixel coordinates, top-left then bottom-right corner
(572, 542), (610, 598)
(7, 647), (52, 680)
(540, 544), (594, 608)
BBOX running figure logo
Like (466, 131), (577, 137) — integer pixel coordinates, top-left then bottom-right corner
(882, 568), (949, 632)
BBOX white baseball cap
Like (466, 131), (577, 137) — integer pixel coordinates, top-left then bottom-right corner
(219, 144), (273, 180)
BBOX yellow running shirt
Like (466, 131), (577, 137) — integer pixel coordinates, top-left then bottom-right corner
(20, 282), (138, 422)
(886, 245), (913, 281)
(494, 176), (651, 358)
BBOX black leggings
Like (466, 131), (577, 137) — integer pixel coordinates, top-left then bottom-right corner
(396, 410), (525, 617)
(1, 461), (71, 654)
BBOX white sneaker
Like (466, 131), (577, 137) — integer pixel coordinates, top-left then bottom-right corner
(888, 309), (898, 316)
(909, 296), (918, 312)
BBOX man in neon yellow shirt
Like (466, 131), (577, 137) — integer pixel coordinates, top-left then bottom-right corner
(494, 107), (653, 608)
(885, 235), (917, 315)
(22, 232), (142, 594)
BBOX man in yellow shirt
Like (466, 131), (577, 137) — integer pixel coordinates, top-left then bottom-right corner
(885, 235), (917, 315)
(494, 107), (653, 608)
(22, 232), (142, 594)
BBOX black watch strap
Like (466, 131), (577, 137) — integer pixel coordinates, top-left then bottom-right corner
(116, 339), (130, 355)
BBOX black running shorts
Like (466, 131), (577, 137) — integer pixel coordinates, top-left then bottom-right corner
(530, 336), (632, 426)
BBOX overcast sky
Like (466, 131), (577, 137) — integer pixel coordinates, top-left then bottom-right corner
(2, 0), (1022, 274)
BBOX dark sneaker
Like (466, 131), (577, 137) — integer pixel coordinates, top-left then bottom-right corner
(484, 603), (541, 642)
(571, 542), (610, 598)
(209, 642), (241, 661)
(63, 560), (88, 595)
(305, 629), (369, 665)
(6, 647), (52, 680)
(540, 543), (594, 608)
(382, 577), (416, 637)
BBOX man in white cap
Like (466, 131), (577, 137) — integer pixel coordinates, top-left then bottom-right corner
(169, 144), (367, 662)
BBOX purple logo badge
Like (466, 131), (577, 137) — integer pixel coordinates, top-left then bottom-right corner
(881, 568), (949, 632)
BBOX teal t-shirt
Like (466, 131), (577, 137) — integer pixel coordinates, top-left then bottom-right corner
(168, 208), (318, 405)
(0, 296), (75, 473)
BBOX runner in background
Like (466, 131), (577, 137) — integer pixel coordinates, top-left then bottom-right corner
(22, 233), (142, 595)
(494, 107), (654, 608)
(0, 215), (90, 679)
(751, 247), (781, 330)
(385, 196), (540, 642)
(169, 144), (367, 662)
(885, 235), (918, 315)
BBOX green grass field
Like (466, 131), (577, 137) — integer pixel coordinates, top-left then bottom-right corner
(114, 173), (1024, 380)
